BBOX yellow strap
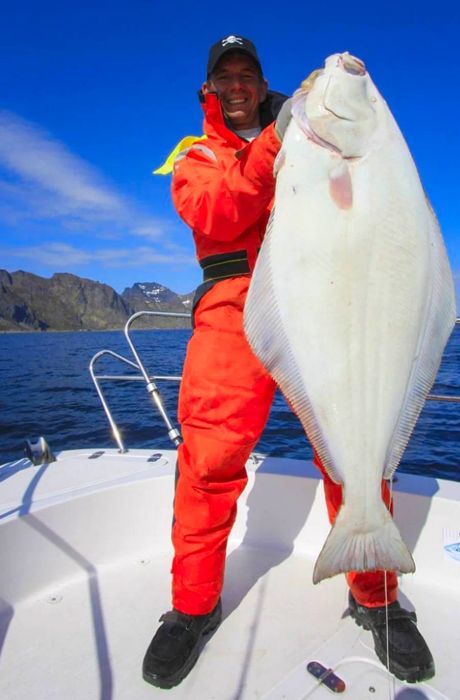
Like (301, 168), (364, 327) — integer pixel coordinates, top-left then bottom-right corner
(153, 135), (207, 175)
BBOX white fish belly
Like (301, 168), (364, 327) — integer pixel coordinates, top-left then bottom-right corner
(244, 112), (455, 580)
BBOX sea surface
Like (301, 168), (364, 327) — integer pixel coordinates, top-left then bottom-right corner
(1, 325), (459, 481)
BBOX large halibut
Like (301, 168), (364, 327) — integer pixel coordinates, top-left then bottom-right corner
(244, 53), (456, 583)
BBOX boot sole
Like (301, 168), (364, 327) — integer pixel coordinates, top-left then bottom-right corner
(350, 607), (435, 684)
(143, 614), (222, 689)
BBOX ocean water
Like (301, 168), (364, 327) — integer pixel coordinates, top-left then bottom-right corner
(0, 325), (459, 481)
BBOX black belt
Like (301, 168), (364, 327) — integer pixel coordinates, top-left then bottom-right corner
(199, 250), (250, 282)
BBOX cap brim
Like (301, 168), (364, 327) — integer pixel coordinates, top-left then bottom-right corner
(208, 47), (262, 76)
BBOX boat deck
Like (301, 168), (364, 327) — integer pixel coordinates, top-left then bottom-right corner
(1, 449), (459, 699)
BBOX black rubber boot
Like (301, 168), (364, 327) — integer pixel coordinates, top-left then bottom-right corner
(142, 599), (222, 689)
(348, 592), (435, 683)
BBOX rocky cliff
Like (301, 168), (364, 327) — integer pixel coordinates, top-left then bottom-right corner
(0, 270), (193, 331)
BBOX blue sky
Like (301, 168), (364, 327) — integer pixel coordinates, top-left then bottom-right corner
(1, 1), (459, 303)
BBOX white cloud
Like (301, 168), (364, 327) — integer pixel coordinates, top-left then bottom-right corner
(0, 242), (195, 269)
(130, 224), (167, 240)
(0, 112), (121, 211)
(0, 110), (166, 239)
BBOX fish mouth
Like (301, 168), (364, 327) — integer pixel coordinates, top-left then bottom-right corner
(339, 53), (366, 76)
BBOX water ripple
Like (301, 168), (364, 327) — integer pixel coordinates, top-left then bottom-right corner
(1, 327), (459, 482)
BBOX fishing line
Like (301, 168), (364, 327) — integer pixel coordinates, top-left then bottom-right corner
(384, 571), (392, 700)
(385, 474), (396, 700)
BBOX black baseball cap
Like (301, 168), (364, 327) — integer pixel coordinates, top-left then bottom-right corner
(207, 35), (263, 77)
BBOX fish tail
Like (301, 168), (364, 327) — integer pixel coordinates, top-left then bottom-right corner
(312, 503), (415, 584)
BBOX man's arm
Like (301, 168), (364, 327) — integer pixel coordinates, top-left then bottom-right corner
(172, 123), (281, 242)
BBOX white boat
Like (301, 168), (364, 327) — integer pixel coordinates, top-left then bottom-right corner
(1, 313), (459, 700)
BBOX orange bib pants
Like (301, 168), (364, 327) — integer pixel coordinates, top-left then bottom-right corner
(172, 277), (397, 614)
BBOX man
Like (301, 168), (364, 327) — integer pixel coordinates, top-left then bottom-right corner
(143, 35), (434, 689)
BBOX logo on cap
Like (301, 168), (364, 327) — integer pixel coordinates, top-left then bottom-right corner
(221, 35), (243, 47)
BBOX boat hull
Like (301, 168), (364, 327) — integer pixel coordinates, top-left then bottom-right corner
(1, 449), (458, 698)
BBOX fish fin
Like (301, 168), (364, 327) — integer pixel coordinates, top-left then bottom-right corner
(244, 209), (341, 484)
(383, 208), (456, 480)
(313, 502), (415, 584)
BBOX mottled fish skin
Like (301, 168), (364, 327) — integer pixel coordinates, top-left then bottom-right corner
(244, 53), (456, 583)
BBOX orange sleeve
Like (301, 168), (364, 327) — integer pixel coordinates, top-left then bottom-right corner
(171, 123), (281, 241)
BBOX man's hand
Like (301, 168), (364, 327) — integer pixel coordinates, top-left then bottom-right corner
(274, 98), (292, 142)
(274, 68), (325, 142)
(300, 68), (323, 92)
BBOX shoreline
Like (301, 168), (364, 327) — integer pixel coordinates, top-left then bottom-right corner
(0, 326), (192, 335)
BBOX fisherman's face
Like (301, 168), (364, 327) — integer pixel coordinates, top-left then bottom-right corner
(204, 52), (268, 130)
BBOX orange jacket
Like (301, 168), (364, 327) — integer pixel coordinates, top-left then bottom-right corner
(171, 92), (283, 273)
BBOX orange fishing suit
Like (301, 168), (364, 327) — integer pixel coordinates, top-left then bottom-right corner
(170, 91), (397, 615)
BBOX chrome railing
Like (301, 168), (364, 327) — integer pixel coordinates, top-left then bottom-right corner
(89, 311), (191, 452)
(90, 314), (460, 452)
(426, 317), (460, 403)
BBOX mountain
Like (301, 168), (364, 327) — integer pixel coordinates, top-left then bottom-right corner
(0, 270), (193, 331)
(121, 282), (194, 328)
(122, 282), (193, 311)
